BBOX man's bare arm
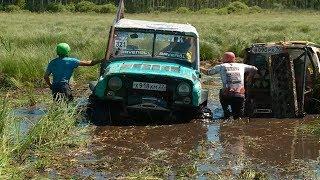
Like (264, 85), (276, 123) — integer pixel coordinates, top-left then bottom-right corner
(79, 59), (104, 67)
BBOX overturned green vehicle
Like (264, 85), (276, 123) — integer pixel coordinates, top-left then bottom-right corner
(88, 19), (210, 124)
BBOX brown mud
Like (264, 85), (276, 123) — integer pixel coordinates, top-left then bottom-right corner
(73, 76), (320, 179)
(13, 76), (320, 179)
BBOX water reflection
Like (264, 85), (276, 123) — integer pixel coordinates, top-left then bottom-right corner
(85, 74), (320, 178)
(13, 107), (46, 135)
(89, 121), (207, 173)
(205, 118), (320, 178)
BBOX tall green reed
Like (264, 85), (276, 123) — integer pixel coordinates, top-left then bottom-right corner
(0, 97), (87, 178)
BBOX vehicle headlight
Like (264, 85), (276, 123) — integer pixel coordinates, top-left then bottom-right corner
(177, 82), (191, 96)
(108, 76), (122, 91)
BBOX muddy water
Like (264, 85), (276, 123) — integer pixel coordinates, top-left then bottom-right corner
(79, 76), (320, 179)
(204, 118), (320, 179)
(12, 77), (320, 178)
(13, 107), (46, 135)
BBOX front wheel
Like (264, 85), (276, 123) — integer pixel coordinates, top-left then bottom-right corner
(87, 95), (111, 125)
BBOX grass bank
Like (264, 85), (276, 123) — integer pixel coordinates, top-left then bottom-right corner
(1, 11), (320, 88)
(0, 97), (89, 178)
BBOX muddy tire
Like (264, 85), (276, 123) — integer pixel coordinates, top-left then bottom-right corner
(87, 95), (112, 126)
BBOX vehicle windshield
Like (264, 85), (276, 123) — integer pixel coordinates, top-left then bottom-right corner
(112, 30), (197, 63)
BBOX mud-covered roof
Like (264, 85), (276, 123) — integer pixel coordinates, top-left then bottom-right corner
(252, 41), (320, 48)
(114, 19), (199, 36)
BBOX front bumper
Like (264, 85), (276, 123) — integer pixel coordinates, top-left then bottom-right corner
(105, 95), (194, 112)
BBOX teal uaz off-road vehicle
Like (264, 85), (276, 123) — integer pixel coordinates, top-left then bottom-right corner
(88, 19), (210, 124)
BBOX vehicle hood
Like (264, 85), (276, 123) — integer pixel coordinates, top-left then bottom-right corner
(104, 60), (199, 82)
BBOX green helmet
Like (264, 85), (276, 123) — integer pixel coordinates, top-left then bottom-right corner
(56, 43), (71, 57)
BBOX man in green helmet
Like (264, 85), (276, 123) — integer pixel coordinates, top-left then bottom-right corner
(44, 43), (102, 101)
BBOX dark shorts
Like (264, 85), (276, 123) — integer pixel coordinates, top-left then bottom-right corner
(51, 83), (73, 102)
(219, 90), (245, 119)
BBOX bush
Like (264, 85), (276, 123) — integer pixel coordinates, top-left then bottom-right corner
(75, 1), (95, 12)
(153, 10), (161, 14)
(15, 0), (26, 9)
(250, 5), (263, 13)
(175, 7), (190, 14)
(65, 4), (75, 12)
(157, 6), (167, 12)
(47, 3), (65, 12)
(200, 42), (216, 61)
(0, 4), (4, 11)
(228, 39), (250, 57)
(4, 5), (21, 12)
(226, 1), (249, 14)
(272, 3), (284, 10)
(196, 8), (216, 14)
(216, 8), (228, 15)
(95, 4), (116, 13)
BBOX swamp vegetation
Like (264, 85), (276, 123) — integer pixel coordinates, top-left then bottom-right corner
(0, 11), (319, 178)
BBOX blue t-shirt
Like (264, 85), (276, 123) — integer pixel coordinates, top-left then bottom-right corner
(46, 57), (80, 84)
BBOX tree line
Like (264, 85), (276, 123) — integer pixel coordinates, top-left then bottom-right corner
(1, 0), (320, 12)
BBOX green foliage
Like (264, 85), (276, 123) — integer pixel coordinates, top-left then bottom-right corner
(200, 42), (216, 61)
(196, 8), (216, 14)
(1, 12), (320, 87)
(0, 4), (4, 11)
(46, 3), (65, 13)
(269, 24), (287, 32)
(175, 7), (191, 14)
(65, 3), (76, 12)
(228, 39), (250, 57)
(250, 5), (263, 13)
(272, 3), (285, 10)
(153, 10), (161, 14)
(225, 1), (249, 14)
(15, 0), (26, 9)
(95, 4), (117, 13)
(75, 1), (95, 12)
(4, 5), (21, 12)
(1, 0), (320, 13)
(216, 8), (228, 15)
(0, 98), (88, 178)
(299, 25), (311, 33)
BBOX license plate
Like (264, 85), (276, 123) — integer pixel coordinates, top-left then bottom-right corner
(251, 46), (284, 54)
(133, 82), (166, 91)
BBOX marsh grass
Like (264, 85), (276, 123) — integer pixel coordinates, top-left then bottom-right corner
(0, 97), (88, 178)
(1, 12), (320, 88)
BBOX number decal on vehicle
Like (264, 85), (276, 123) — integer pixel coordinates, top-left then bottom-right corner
(115, 40), (127, 49)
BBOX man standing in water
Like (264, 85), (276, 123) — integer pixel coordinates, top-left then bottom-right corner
(200, 52), (258, 119)
(44, 43), (102, 101)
